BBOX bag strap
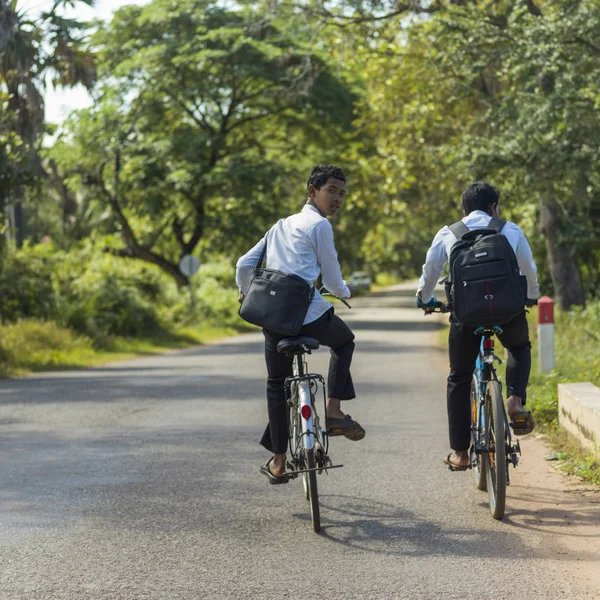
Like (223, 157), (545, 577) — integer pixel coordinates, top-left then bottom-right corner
(448, 221), (469, 241)
(488, 217), (506, 233)
(254, 230), (269, 274)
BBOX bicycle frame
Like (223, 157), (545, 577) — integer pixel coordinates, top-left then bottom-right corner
(285, 353), (329, 461)
(472, 327), (520, 476)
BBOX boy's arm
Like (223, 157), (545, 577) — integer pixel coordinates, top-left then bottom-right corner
(235, 237), (266, 296)
(416, 228), (448, 303)
(314, 220), (351, 299)
(515, 230), (541, 299)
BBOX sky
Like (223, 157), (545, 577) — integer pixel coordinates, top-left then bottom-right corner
(20, 0), (150, 124)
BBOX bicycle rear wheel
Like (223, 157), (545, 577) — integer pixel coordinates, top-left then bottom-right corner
(485, 380), (507, 520)
(470, 375), (487, 491)
(304, 447), (320, 533)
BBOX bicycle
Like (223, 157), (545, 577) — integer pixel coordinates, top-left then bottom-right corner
(279, 288), (348, 533)
(425, 298), (536, 520)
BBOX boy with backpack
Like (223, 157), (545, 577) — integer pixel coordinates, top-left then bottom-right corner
(416, 182), (540, 471)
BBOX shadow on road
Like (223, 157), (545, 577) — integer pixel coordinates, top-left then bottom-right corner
(304, 493), (600, 562)
(295, 493), (530, 559)
(501, 485), (600, 538)
(0, 373), (265, 404)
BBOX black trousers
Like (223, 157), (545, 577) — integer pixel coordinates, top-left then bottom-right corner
(260, 308), (356, 454)
(447, 310), (532, 451)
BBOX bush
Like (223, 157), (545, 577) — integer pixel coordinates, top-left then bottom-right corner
(0, 244), (58, 323)
(61, 253), (167, 339)
(0, 242), (243, 340)
(0, 320), (95, 373)
(195, 263), (241, 327)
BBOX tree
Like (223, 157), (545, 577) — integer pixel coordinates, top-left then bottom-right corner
(0, 0), (95, 248)
(50, 0), (355, 286)
(311, 0), (598, 307)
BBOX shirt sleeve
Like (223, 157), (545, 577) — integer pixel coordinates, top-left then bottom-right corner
(514, 228), (541, 299)
(235, 236), (265, 295)
(417, 227), (449, 303)
(313, 220), (351, 299)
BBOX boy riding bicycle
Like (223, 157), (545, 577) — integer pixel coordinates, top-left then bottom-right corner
(416, 182), (540, 470)
(236, 164), (365, 484)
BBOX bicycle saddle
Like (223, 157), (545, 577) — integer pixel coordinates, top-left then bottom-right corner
(277, 337), (320, 354)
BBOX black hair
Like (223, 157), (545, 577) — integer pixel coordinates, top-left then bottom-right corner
(307, 164), (346, 191)
(461, 182), (500, 214)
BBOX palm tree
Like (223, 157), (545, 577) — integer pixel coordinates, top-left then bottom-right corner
(0, 0), (96, 248)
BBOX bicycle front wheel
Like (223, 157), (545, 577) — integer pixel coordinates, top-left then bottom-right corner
(485, 380), (507, 520)
(304, 447), (320, 533)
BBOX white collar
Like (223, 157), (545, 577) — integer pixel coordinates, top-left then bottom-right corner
(467, 210), (490, 218)
(303, 203), (323, 216)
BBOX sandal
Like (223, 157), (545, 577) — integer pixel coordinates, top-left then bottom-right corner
(326, 414), (366, 441)
(443, 453), (472, 472)
(509, 410), (535, 436)
(259, 458), (289, 484)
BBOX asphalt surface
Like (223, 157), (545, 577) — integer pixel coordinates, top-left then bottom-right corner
(0, 283), (598, 599)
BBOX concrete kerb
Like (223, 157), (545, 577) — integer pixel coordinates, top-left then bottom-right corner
(558, 382), (600, 454)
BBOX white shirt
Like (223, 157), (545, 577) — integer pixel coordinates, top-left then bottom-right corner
(417, 210), (541, 303)
(236, 204), (351, 325)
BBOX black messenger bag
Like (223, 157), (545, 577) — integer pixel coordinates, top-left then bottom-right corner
(238, 235), (315, 336)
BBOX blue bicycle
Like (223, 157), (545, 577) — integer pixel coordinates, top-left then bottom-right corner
(424, 299), (532, 520)
(469, 324), (519, 520)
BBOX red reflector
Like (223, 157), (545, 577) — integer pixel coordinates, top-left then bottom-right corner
(538, 296), (554, 324)
(483, 339), (494, 349)
(301, 405), (312, 420)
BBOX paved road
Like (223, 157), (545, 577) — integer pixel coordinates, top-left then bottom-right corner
(1, 283), (599, 599)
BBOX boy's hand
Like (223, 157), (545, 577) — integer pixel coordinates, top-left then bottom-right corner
(347, 284), (357, 298)
(416, 294), (439, 315)
(237, 293), (245, 304)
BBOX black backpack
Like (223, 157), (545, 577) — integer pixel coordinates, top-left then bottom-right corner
(446, 217), (526, 327)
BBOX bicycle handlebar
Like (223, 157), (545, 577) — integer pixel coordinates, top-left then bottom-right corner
(431, 301), (451, 313)
(420, 298), (538, 313)
(319, 286), (352, 309)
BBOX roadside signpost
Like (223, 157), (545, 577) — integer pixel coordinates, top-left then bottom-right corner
(538, 296), (555, 373)
(179, 255), (201, 312)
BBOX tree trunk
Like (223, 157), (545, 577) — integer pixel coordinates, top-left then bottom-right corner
(13, 186), (24, 249)
(539, 196), (584, 310)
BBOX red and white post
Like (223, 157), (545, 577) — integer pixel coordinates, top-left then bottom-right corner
(538, 296), (555, 372)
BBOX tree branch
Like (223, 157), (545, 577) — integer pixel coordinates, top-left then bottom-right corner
(568, 36), (600, 55)
(174, 96), (216, 133)
(524, 0), (543, 17)
(315, 1), (443, 27)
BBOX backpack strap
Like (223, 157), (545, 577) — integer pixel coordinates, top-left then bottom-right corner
(448, 221), (470, 241)
(488, 217), (507, 233)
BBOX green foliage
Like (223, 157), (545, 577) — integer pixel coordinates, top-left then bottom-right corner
(5, 0), (600, 334)
(0, 318), (240, 377)
(0, 243), (56, 322)
(0, 241), (243, 341)
(0, 320), (96, 375)
(45, 0), (356, 285)
(195, 277), (241, 328)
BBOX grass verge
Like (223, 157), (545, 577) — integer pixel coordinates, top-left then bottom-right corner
(526, 303), (600, 485)
(0, 319), (253, 378)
